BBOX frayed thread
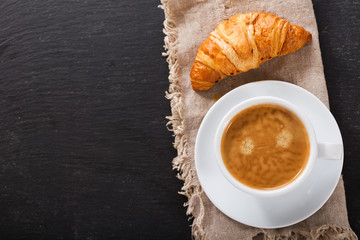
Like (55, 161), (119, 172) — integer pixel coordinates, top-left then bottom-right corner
(160, 1), (205, 239)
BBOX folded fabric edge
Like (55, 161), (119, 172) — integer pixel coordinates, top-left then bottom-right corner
(257, 225), (357, 240)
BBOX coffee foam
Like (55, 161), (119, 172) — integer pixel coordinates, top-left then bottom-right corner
(276, 129), (293, 148)
(240, 137), (254, 155)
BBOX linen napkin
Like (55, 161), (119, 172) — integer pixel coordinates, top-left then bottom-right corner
(161, 0), (357, 239)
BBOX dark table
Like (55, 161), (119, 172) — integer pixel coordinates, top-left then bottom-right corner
(0, 0), (358, 239)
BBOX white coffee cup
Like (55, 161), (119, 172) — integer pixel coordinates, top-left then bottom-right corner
(214, 96), (343, 198)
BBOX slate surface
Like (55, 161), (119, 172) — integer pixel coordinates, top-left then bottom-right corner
(0, 0), (358, 239)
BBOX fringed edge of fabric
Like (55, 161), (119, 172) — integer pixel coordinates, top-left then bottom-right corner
(159, 0), (205, 239)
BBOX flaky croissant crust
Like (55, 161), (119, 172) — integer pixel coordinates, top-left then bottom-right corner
(190, 12), (312, 91)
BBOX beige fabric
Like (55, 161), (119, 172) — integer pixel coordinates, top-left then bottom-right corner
(160, 0), (357, 239)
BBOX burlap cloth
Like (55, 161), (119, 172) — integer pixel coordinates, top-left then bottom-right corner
(160, 0), (357, 239)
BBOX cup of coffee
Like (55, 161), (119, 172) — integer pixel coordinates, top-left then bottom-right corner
(215, 96), (342, 197)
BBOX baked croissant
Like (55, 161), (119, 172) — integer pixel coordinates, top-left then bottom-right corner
(190, 12), (312, 91)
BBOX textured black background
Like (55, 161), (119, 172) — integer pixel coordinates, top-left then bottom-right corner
(0, 0), (358, 239)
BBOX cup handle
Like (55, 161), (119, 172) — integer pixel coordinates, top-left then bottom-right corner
(318, 143), (343, 160)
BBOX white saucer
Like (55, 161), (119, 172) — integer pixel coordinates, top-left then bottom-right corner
(195, 80), (343, 229)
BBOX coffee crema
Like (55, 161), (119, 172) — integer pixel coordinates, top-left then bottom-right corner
(221, 104), (310, 190)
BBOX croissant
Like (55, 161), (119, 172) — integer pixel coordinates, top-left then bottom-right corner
(190, 12), (312, 91)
